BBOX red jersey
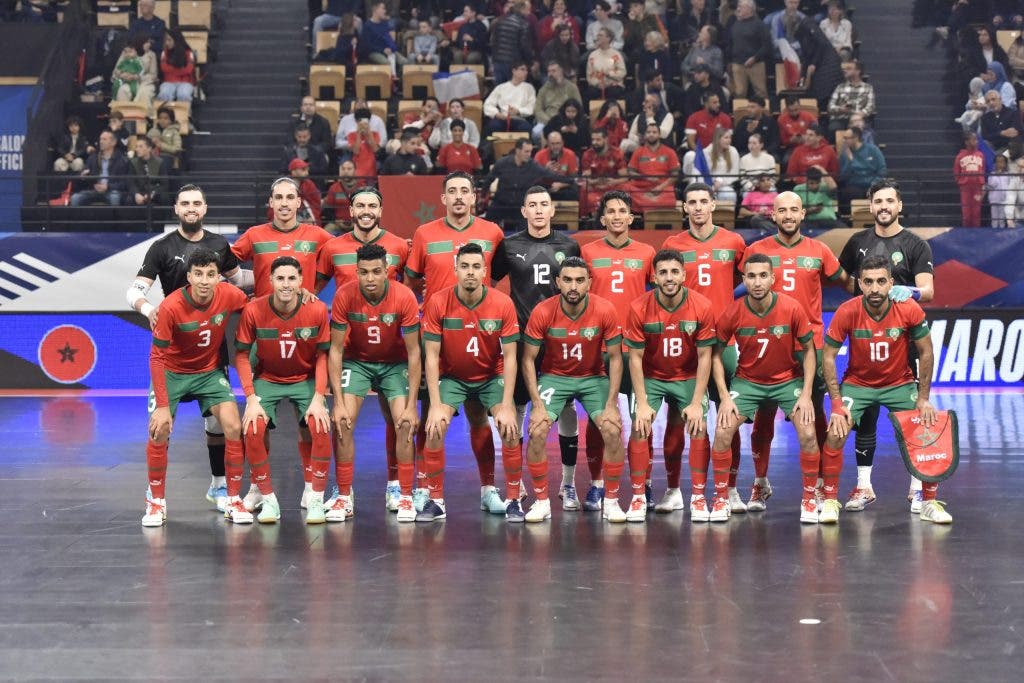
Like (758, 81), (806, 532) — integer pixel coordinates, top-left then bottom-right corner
(685, 110), (733, 148)
(316, 229), (410, 288)
(437, 142), (482, 173)
(151, 283), (247, 402)
(661, 226), (745, 315)
(330, 280), (421, 364)
(232, 222), (332, 296)
(777, 110), (818, 149)
(421, 285), (519, 382)
(716, 293), (813, 385)
(235, 296), (330, 384)
(581, 147), (626, 178)
(347, 131), (380, 178)
(826, 297), (929, 389)
(624, 288), (716, 381)
(534, 147), (579, 175)
(581, 237), (655, 308)
(524, 294), (621, 377)
(786, 142), (840, 183)
(743, 234), (843, 348)
(628, 143), (680, 190)
(405, 216), (504, 305)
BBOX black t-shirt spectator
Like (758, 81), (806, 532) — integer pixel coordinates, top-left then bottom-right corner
(379, 151), (429, 175)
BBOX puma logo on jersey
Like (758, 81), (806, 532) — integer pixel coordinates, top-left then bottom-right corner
(282, 331), (293, 338)
(699, 253), (710, 260)
(858, 249), (867, 256)
(173, 255), (186, 263)
(757, 328), (767, 334)
(784, 257), (795, 265)
(514, 253), (527, 261)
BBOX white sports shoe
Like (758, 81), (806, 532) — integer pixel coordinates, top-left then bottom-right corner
(919, 500), (952, 524)
(818, 499), (841, 524)
(141, 498), (166, 527)
(326, 495), (350, 522)
(559, 484), (580, 511)
(727, 488), (747, 513)
(224, 498), (254, 524)
(908, 489), (923, 514)
(603, 498), (627, 523)
(747, 480), (773, 511)
(525, 498), (552, 523)
(655, 487), (685, 513)
(396, 495), (416, 522)
(800, 498), (819, 524)
(300, 486), (313, 510)
(709, 496), (731, 522)
(625, 495), (647, 522)
(242, 485), (263, 512)
(689, 495), (710, 522)
(845, 486), (877, 511)
(385, 481), (401, 512)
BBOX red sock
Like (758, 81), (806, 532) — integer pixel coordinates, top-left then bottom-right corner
(502, 442), (522, 500)
(146, 440), (168, 500)
(663, 420), (686, 489)
(585, 420), (604, 481)
(751, 407), (775, 479)
(298, 439), (312, 484)
(711, 447), (731, 499)
(821, 445), (843, 499)
(225, 438), (244, 498)
(628, 439), (650, 496)
(689, 435), (710, 495)
(335, 460), (353, 496)
(528, 458), (548, 500)
(470, 424), (495, 487)
(603, 459), (624, 500)
(645, 433), (654, 481)
(415, 422), (427, 490)
(386, 426), (398, 481)
(397, 461), (414, 496)
(922, 482), (938, 501)
(309, 422), (331, 494)
(423, 446), (445, 499)
(814, 407), (827, 451)
(728, 432), (741, 488)
(244, 421), (274, 495)
(799, 450), (819, 501)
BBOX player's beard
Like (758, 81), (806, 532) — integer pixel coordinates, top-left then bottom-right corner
(560, 290), (582, 305)
(777, 220), (800, 238)
(354, 217), (379, 234)
(180, 217), (203, 234)
(874, 210), (898, 228)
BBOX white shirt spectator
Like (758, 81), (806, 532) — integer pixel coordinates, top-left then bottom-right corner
(428, 117), (482, 149)
(483, 80), (537, 118)
(336, 111), (388, 151)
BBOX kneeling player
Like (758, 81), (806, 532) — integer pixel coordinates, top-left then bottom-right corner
(819, 255), (950, 524)
(522, 257), (627, 522)
(713, 254), (820, 523)
(626, 249), (715, 521)
(143, 249), (248, 527)
(329, 244), (422, 522)
(234, 256), (332, 524)
(419, 243), (523, 522)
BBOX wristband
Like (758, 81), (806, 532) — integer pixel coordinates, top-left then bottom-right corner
(910, 287), (922, 301)
(830, 397), (847, 415)
(140, 302), (155, 317)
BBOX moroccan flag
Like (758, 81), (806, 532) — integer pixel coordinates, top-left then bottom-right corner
(379, 175), (444, 239)
(889, 409), (960, 483)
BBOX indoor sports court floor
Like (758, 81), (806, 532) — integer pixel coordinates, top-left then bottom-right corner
(0, 388), (1021, 681)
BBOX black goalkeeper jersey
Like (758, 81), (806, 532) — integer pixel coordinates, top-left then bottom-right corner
(137, 229), (240, 296)
(839, 226), (933, 294)
(491, 229), (581, 326)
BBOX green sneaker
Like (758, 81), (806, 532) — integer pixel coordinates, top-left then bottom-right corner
(256, 496), (281, 524)
(306, 497), (327, 525)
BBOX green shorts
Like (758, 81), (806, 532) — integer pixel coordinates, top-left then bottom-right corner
(341, 359), (409, 401)
(149, 368), (234, 418)
(631, 378), (708, 419)
(603, 352), (633, 400)
(730, 378), (805, 421)
(254, 377), (316, 427)
(535, 374), (610, 421)
(439, 376), (506, 411)
(707, 343), (737, 405)
(840, 382), (918, 427)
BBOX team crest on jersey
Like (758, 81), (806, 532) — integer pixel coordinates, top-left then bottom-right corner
(887, 327), (902, 339)
(381, 313), (397, 325)
(624, 258), (643, 271)
(891, 251), (904, 265)
(580, 326), (599, 340)
(211, 313), (226, 326)
(555, 251), (566, 263)
(799, 257), (815, 269)
(480, 319), (500, 334)
(297, 328), (312, 340)
(683, 322), (697, 335)
(772, 325), (785, 338)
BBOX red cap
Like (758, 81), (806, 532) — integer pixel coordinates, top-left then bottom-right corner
(288, 158), (310, 171)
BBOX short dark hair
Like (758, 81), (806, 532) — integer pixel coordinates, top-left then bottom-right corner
(349, 185), (382, 205)
(868, 177), (902, 201)
(806, 123), (823, 136)
(400, 127), (420, 142)
(558, 255), (591, 275)
(443, 170), (475, 191)
(187, 248), (219, 271)
(859, 254), (892, 276)
(449, 119), (466, 132)
(848, 127), (863, 141)
(176, 183), (207, 202)
(653, 249), (684, 270)
(514, 137), (532, 150)
(449, 97), (465, 109)
(785, 94), (800, 107)
(744, 253), (774, 270)
(134, 134), (152, 147)
(157, 106), (175, 122)
(294, 123), (310, 134)
(270, 176), (300, 195)
(511, 60), (529, 70)
(270, 255), (302, 274)
(806, 167), (824, 181)
(422, 96), (439, 107)
(748, 95), (767, 108)
(456, 241), (484, 261)
(683, 181), (715, 201)
(523, 185), (550, 203)
(356, 243), (387, 265)
(598, 189), (632, 215)
(595, 0), (611, 10)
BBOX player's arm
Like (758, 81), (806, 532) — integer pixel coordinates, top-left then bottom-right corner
(686, 344), (712, 436)
(148, 307), (174, 441)
(628, 345), (654, 438)
(493, 340), (520, 442)
(328, 325), (350, 431)
(794, 336), (817, 426)
(223, 266), (255, 293)
(423, 338), (448, 440)
(822, 339), (850, 438)
(521, 339), (552, 437)
(603, 341), (624, 431)
(711, 342), (739, 428)
(303, 350), (331, 434)
(913, 323), (937, 427)
(127, 275), (159, 329)
(397, 330), (422, 436)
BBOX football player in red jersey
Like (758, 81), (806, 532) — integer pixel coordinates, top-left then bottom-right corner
(329, 244), (422, 522)
(713, 254), (820, 524)
(522, 257), (626, 522)
(233, 177), (333, 510)
(315, 187), (410, 512)
(419, 243), (523, 522)
(234, 257), (331, 524)
(625, 249), (716, 521)
(820, 255), (950, 524)
(143, 249), (248, 527)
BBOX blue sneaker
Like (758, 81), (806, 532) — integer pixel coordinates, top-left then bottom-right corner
(583, 485), (604, 512)
(645, 483), (655, 510)
(385, 482), (402, 511)
(505, 498), (525, 522)
(480, 487), (506, 514)
(413, 487), (430, 513)
(206, 484), (228, 513)
(560, 484), (579, 511)
(415, 499), (446, 522)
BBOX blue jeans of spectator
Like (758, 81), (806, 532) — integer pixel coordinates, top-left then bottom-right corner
(492, 62), (512, 86)
(71, 190), (122, 206)
(485, 117), (531, 135)
(158, 82), (193, 101)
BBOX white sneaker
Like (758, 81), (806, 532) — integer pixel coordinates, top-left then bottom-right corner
(815, 485), (825, 513)
(800, 498), (819, 524)
(480, 487), (506, 514)
(603, 498), (626, 523)
(300, 486), (313, 510)
(690, 495), (710, 522)
(625, 495), (647, 522)
(818, 499), (841, 524)
(655, 487), (685, 513)
(909, 489), (923, 514)
(326, 495), (350, 522)
(845, 486), (877, 511)
(919, 500), (952, 524)
(242, 485), (263, 512)
(525, 498), (552, 523)
(396, 494), (416, 522)
(385, 481), (401, 512)
(413, 488), (430, 512)
(728, 488), (747, 513)
(559, 484), (580, 511)
(709, 496), (731, 522)
(224, 498), (254, 524)
(142, 498), (166, 527)
(747, 480), (772, 511)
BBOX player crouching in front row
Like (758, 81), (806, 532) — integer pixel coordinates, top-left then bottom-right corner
(234, 256), (332, 524)
(143, 249), (249, 527)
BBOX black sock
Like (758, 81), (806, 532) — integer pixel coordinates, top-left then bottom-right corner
(854, 432), (876, 467)
(559, 434), (578, 467)
(208, 443), (226, 477)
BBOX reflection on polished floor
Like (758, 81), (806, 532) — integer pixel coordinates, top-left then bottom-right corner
(0, 391), (1021, 680)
